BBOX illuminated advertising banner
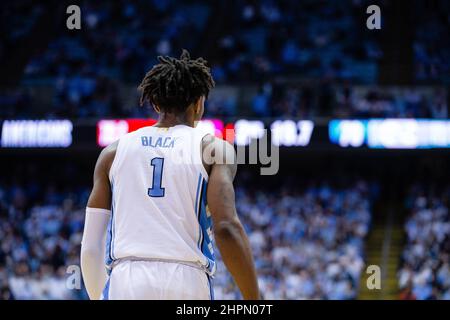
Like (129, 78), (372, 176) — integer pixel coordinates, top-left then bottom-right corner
(2, 118), (447, 150)
(367, 119), (450, 149)
(96, 119), (231, 147)
(330, 119), (450, 149)
(329, 120), (367, 148)
(1, 120), (73, 148)
(234, 119), (265, 146)
(97, 119), (315, 147)
(271, 120), (314, 147)
(233, 119), (314, 147)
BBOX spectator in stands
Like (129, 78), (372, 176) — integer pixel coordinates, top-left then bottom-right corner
(398, 186), (450, 300)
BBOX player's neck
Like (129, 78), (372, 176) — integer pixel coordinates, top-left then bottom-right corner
(154, 112), (195, 128)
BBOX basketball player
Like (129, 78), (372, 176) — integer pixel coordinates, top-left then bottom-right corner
(80, 50), (259, 300)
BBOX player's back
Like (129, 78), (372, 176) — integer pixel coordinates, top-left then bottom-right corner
(107, 125), (215, 276)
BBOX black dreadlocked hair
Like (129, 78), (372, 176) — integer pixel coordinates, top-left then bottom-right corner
(138, 49), (215, 113)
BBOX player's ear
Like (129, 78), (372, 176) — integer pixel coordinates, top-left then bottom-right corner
(194, 96), (205, 116)
(153, 104), (161, 114)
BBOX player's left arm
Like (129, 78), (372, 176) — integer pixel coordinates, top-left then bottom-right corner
(81, 141), (117, 300)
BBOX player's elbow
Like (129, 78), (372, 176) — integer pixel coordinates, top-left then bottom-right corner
(80, 243), (102, 267)
(214, 219), (243, 241)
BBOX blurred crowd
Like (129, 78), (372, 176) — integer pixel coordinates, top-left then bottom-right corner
(1, 83), (447, 120)
(0, 1), (43, 63)
(20, 0), (381, 84)
(23, 0), (210, 83)
(0, 178), (373, 300)
(0, 181), (89, 299)
(413, 1), (450, 83)
(9, 0), (449, 86)
(334, 86), (448, 118)
(210, 0), (381, 84)
(250, 83), (448, 119)
(398, 186), (450, 300)
(214, 181), (374, 299)
(1, 1), (448, 119)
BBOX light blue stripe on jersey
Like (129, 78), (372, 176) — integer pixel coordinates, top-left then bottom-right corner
(111, 183), (116, 260)
(194, 174), (203, 249)
(194, 174), (202, 219)
(105, 179), (116, 271)
(105, 217), (113, 268)
(207, 274), (214, 300)
(197, 178), (215, 274)
(102, 277), (111, 300)
(197, 177), (205, 249)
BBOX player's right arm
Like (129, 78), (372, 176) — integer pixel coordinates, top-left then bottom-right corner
(205, 137), (260, 300)
(81, 141), (117, 299)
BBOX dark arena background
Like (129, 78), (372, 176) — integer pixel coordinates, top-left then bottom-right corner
(0, 0), (449, 301)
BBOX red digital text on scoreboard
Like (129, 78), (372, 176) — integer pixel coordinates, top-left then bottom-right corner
(96, 119), (235, 147)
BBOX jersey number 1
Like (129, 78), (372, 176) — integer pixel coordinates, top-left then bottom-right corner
(148, 157), (165, 197)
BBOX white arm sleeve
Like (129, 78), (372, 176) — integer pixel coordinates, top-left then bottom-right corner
(80, 207), (111, 300)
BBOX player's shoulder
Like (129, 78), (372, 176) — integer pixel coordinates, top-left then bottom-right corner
(202, 134), (236, 166)
(100, 140), (118, 163)
(94, 140), (118, 178)
(202, 133), (233, 149)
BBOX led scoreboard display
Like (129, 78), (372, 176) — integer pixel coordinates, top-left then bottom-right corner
(0, 120), (73, 148)
(1, 118), (448, 150)
(329, 119), (450, 149)
(96, 119), (231, 147)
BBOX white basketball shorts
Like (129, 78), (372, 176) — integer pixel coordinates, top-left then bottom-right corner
(101, 260), (213, 300)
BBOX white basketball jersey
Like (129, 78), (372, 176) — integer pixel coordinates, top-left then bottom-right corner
(106, 125), (216, 276)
